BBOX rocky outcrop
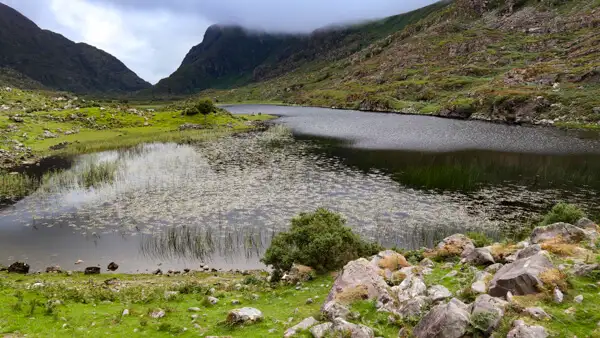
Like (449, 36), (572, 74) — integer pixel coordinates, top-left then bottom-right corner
(413, 298), (471, 338)
(488, 253), (554, 297)
(530, 222), (589, 244)
(226, 307), (263, 325)
(507, 320), (548, 338)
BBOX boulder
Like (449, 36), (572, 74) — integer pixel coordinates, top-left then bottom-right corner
(394, 274), (427, 303)
(516, 244), (542, 260)
(484, 263), (504, 274)
(462, 247), (495, 266)
(524, 307), (550, 320)
(84, 267), (101, 275)
(370, 250), (410, 271)
(284, 317), (318, 337)
(573, 263), (600, 277)
(107, 262), (119, 271)
(311, 322), (333, 338)
(420, 258), (435, 268)
(507, 320), (548, 338)
(226, 307), (263, 325)
(413, 298), (471, 338)
(8, 262), (30, 274)
(470, 294), (507, 334)
(575, 218), (598, 231)
(427, 285), (452, 303)
(284, 264), (315, 283)
(488, 253), (554, 297)
(331, 318), (374, 338)
(530, 222), (589, 244)
(45, 266), (62, 273)
(324, 258), (391, 306)
(322, 300), (351, 321)
(553, 287), (563, 303)
(396, 296), (429, 318)
(436, 234), (475, 257)
(471, 271), (492, 294)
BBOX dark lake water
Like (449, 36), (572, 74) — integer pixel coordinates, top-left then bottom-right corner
(1, 105), (599, 273)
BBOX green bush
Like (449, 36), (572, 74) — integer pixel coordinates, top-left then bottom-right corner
(261, 208), (381, 278)
(540, 203), (585, 226)
(184, 99), (216, 116)
(466, 232), (493, 248)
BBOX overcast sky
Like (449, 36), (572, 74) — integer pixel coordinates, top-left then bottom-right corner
(2, 0), (436, 84)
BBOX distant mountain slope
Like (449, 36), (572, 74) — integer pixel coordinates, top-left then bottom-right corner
(150, 2), (448, 96)
(0, 2), (150, 94)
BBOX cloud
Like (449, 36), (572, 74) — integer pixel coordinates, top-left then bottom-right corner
(2, 0), (437, 83)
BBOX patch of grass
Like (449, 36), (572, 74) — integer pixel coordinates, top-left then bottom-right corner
(540, 203), (585, 226)
(467, 232), (493, 248)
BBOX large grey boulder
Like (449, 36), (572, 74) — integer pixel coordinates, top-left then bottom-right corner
(530, 222), (589, 244)
(322, 300), (351, 321)
(396, 296), (429, 318)
(310, 322), (333, 338)
(413, 298), (471, 338)
(226, 307), (263, 325)
(284, 317), (318, 337)
(470, 294), (508, 334)
(427, 285), (452, 303)
(437, 234), (475, 257)
(324, 258), (391, 305)
(524, 307), (551, 320)
(516, 244), (542, 260)
(461, 247), (495, 266)
(507, 320), (548, 338)
(488, 253), (554, 297)
(330, 318), (375, 338)
(394, 274), (427, 303)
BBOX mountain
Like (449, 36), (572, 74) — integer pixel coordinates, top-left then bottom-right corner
(154, 0), (600, 126)
(0, 2), (150, 94)
(151, 2), (447, 96)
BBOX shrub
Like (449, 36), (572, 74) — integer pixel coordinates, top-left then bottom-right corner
(540, 203), (585, 226)
(467, 232), (493, 248)
(261, 208), (381, 278)
(184, 99), (216, 116)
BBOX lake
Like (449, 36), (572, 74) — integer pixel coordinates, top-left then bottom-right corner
(1, 105), (599, 272)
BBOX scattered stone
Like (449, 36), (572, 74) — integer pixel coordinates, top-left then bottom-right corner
(470, 294), (508, 334)
(152, 269), (162, 275)
(188, 307), (201, 312)
(488, 253), (554, 297)
(84, 267), (101, 275)
(179, 123), (206, 131)
(507, 319), (548, 338)
(427, 285), (452, 303)
(413, 298), (470, 338)
(231, 300), (241, 305)
(530, 222), (589, 244)
(371, 250), (410, 271)
(107, 262), (119, 271)
(9, 116), (23, 122)
(516, 244), (542, 260)
(395, 274), (427, 303)
(122, 309), (129, 316)
(310, 322), (333, 338)
(471, 271), (492, 294)
(573, 263), (600, 277)
(461, 247), (495, 266)
(329, 318), (374, 338)
(524, 307), (550, 320)
(419, 258), (434, 268)
(43, 130), (58, 138)
(322, 300), (351, 321)
(226, 307), (263, 325)
(437, 234), (475, 257)
(150, 309), (165, 319)
(306, 298), (314, 304)
(443, 270), (458, 278)
(8, 262), (30, 274)
(207, 296), (219, 305)
(396, 296), (429, 318)
(575, 218), (598, 231)
(484, 263), (504, 274)
(45, 266), (62, 273)
(49, 141), (70, 150)
(574, 295), (583, 303)
(553, 287), (564, 304)
(283, 317), (318, 337)
(564, 307), (576, 315)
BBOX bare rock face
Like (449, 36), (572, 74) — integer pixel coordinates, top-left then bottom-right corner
(283, 317), (318, 337)
(413, 298), (471, 338)
(323, 258), (391, 306)
(226, 307), (263, 325)
(507, 320), (548, 338)
(470, 294), (508, 334)
(488, 253), (554, 297)
(461, 247), (495, 266)
(530, 222), (589, 244)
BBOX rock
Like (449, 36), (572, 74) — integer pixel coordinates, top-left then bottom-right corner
(488, 253), (554, 297)
(152, 269), (162, 275)
(553, 287), (564, 303)
(284, 264), (315, 283)
(188, 307), (201, 312)
(395, 274), (427, 303)
(107, 262), (119, 271)
(444, 270), (458, 278)
(306, 298), (314, 304)
(323, 258), (391, 306)
(122, 309), (129, 316)
(470, 294), (508, 334)
(8, 262), (30, 274)
(231, 300), (241, 305)
(207, 296), (219, 305)
(283, 317), (318, 337)
(371, 250), (410, 271)
(506, 291), (514, 303)
(471, 271), (491, 294)
(45, 266), (62, 273)
(574, 295), (583, 303)
(310, 322), (333, 338)
(330, 318), (375, 338)
(461, 247), (495, 266)
(524, 307), (550, 320)
(575, 217), (598, 231)
(427, 285), (452, 303)
(150, 309), (165, 319)
(516, 244), (542, 259)
(484, 263), (504, 274)
(49, 142), (70, 150)
(322, 300), (351, 321)
(507, 320), (548, 338)
(396, 296), (429, 318)
(573, 263), (600, 277)
(226, 307), (263, 325)
(419, 258), (434, 268)
(43, 130), (58, 138)
(413, 298), (470, 338)
(9, 116), (23, 122)
(436, 234), (475, 257)
(530, 222), (589, 244)
(84, 267), (101, 275)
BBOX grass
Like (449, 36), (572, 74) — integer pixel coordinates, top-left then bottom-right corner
(0, 271), (332, 338)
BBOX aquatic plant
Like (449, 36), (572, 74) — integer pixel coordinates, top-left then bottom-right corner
(261, 208), (381, 278)
(40, 158), (120, 191)
(0, 171), (39, 203)
(257, 124), (293, 146)
(540, 203), (585, 226)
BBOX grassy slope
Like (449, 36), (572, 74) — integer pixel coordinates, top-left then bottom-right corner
(200, 0), (600, 126)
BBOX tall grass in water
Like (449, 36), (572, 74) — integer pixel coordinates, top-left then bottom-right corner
(258, 125), (293, 146)
(0, 171), (40, 202)
(40, 159), (119, 192)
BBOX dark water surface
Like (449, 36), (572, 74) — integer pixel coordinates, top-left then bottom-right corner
(1, 105), (599, 272)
